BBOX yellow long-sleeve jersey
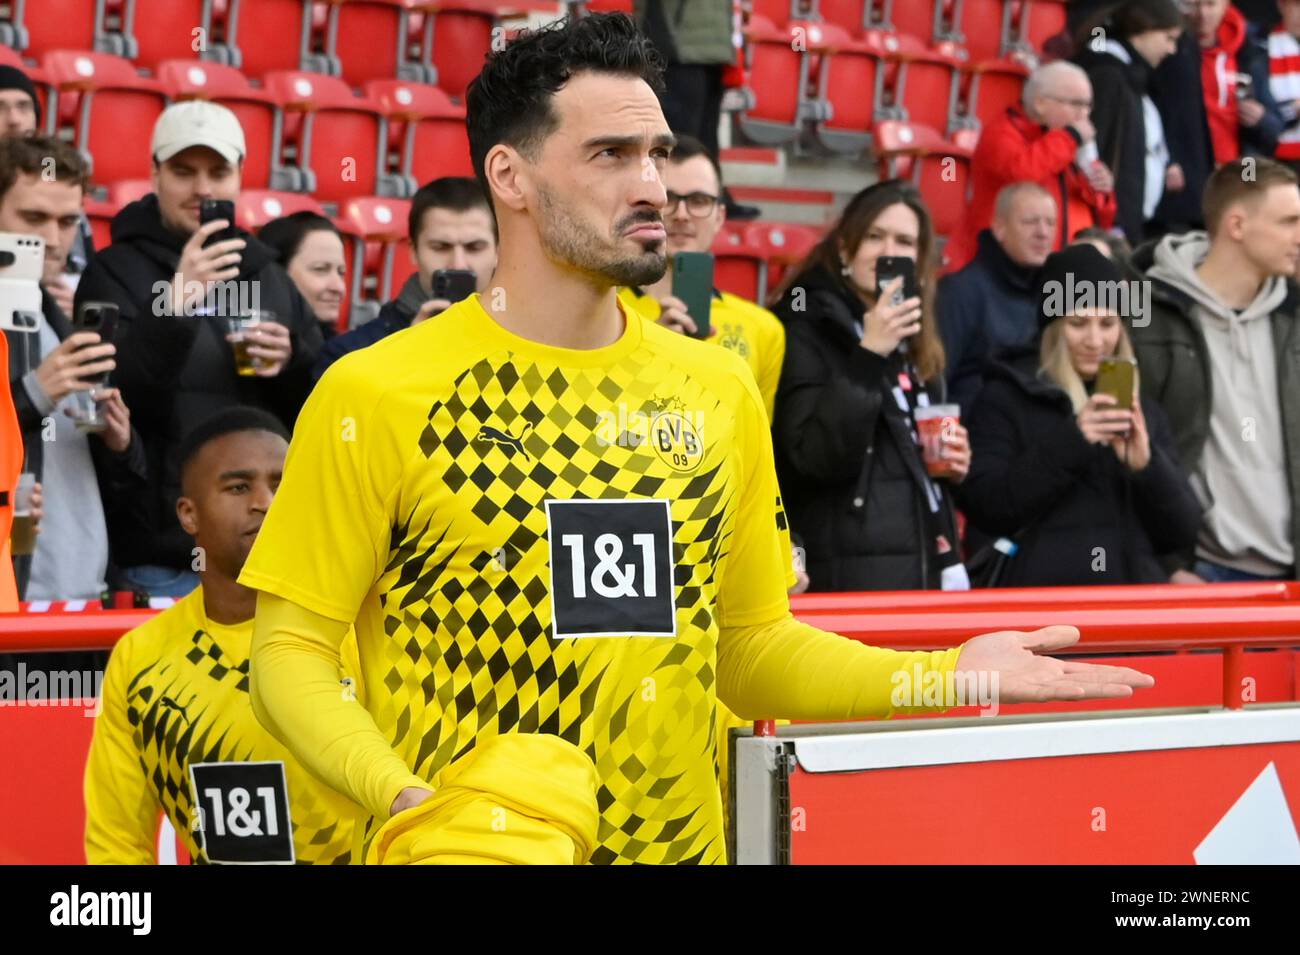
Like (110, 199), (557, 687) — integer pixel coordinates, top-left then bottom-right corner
(239, 295), (961, 865)
(84, 589), (363, 864)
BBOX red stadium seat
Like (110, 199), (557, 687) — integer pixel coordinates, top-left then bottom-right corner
(954, 0), (1018, 62)
(366, 79), (473, 188)
(235, 188), (325, 230)
(335, 194), (410, 328)
(879, 0), (950, 44)
(224, 0), (328, 77)
(873, 119), (972, 239)
(816, 0), (873, 35)
(264, 69), (396, 202)
(15, 0), (108, 61)
(813, 24), (889, 154)
(84, 195), (118, 250)
(415, 4), (556, 99)
(712, 221), (763, 302)
(326, 0), (433, 88)
(960, 57), (1028, 131)
(886, 36), (959, 133)
(748, 220), (820, 302)
(42, 51), (167, 184)
(1021, 0), (1067, 53)
(738, 16), (821, 146)
(107, 178), (155, 206)
(157, 59), (288, 190)
(750, 0), (798, 29)
(121, 0), (231, 70)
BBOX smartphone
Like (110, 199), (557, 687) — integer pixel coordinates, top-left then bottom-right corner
(672, 251), (714, 340)
(199, 198), (238, 246)
(1095, 356), (1137, 410)
(1233, 72), (1252, 102)
(874, 255), (919, 307)
(74, 301), (119, 386)
(432, 269), (478, 304)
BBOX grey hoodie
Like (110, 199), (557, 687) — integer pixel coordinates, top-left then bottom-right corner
(1147, 232), (1293, 575)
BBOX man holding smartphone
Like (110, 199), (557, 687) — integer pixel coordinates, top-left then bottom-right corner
(75, 101), (322, 597)
(618, 135), (785, 419)
(313, 177), (498, 379)
(0, 135), (146, 601)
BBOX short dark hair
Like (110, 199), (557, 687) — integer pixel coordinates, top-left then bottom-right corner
(0, 135), (89, 203)
(465, 13), (665, 201)
(1203, 157), (1300, 236)
(257, 211), (341, 266)
(407, 176), (495, 243)
(1109, 0), (1183, 38)
(178, 406), (290, 493)
(668, 134), (723, 189)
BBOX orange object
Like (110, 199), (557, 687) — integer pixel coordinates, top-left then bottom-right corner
(0, 331), (23, 611)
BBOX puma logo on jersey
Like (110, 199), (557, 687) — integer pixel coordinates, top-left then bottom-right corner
(159, 696), (191, 724)
(476, 423), (531, 458)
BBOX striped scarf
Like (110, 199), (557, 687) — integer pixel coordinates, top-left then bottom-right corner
(1268, 28), (1300, 159)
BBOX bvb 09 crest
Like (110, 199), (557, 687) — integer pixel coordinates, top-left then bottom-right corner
(651, 412), (703, 473)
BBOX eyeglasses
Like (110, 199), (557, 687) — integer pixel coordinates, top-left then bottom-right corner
(665, 191), (720, 217)
(1042, 93), (1093, 110)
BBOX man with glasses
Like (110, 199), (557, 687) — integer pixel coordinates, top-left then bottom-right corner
(947, 61), (1116, 271)
(618, 135), (785, 419)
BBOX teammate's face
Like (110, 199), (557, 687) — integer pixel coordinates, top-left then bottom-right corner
(177, 430), (287, 581)
(664, 154), (725, 256)
(411, 206), (498, 293)
(529, 72), (672, 287)
(153, 146), (241, 235)
(0, 172), (83, 285)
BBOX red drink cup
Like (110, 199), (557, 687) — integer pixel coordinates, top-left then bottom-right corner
(914, 404), (960, 477)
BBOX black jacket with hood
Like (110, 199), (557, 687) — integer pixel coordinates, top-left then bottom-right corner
(955, 346), (1201, 586)
(771, 264), (961, 592)
(73, 194), (323, 569)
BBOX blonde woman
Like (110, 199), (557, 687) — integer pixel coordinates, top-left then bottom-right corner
(955, 244), (1200, 585)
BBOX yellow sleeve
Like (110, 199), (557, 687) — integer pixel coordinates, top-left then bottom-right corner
(238, 353), (406, 622)
(84, 643), (159, 864)
(756, 313), (785, 423)
(250, 592), (427, 821)
(717, 613), (962, 720)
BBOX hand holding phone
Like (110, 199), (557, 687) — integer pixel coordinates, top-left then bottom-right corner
(671, 251), (714, 340)
(861, 255), (922, 358)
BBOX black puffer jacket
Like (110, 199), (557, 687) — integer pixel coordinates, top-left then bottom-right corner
(955, 347), (1202, 586)
(771, 265), (961, 592)
(74, 194), (322, 569)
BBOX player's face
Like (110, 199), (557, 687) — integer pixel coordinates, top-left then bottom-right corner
(177, 430), (287, 580)
(529, 72), (672, 287)
(153, 146), (241, 235)
(0, 172), (83, 285)
(411, 206), (498, 293)
(663, 154), (725, 256)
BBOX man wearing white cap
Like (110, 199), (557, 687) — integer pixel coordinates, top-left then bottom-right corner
(75, 101), (323, 599)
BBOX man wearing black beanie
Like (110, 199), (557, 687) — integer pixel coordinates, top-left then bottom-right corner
(0, 64), (40, 137)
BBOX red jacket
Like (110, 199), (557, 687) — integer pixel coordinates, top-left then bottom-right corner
(946, 106), (1117, 272)
(1202, 5), (1246, 164)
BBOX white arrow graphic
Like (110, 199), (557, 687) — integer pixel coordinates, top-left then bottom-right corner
(1194, 762), (1300, 864)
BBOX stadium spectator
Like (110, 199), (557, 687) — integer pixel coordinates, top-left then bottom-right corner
(946, 61), (1115, 271)
(1267, 0), (1300, 170)
(618, 134), (785, 418)
(0, 64), (94, 317)
(1075, 0), (1183, 244)
(258, 212), (347, 336)
(240, 15), (1150, 867)
(771, 180), (972, 592)
(938, 182), (1058, 411)
(1, 136), (146, 601)
(1150, 0), (1282, 235)
(1072, 225), (1136, 267)
(956, 244), (1201, 586)
(84, 407), (361, 864)
(313, 177), (496, 380)
(1134, 157), (1300, 582)
(635, 1), (730, 164)
(75, 101), (323, 598)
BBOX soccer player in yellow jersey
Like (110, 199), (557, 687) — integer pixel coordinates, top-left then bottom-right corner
(240, 13), (1153, 866)
(85, 408), (361, 864)
(618, 134), (786, 420)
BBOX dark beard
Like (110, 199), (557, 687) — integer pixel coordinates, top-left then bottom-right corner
(537, 185), (667, 287)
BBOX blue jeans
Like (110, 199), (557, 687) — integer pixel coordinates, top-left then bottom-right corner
(1194, 560), (1291, 583)
(118, 564), (200, 598)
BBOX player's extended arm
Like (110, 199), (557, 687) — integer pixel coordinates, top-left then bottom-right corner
(250, 592), (428, 821)
(84, 654), (162, 864)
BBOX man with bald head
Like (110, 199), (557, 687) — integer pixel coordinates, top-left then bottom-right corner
(947, 61), (1116, 271)
(939, 181), (1059, 409)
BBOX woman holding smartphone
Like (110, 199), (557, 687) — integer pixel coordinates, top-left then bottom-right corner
(770, 180), (972, 592)
(955, 244), (1201, 585)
